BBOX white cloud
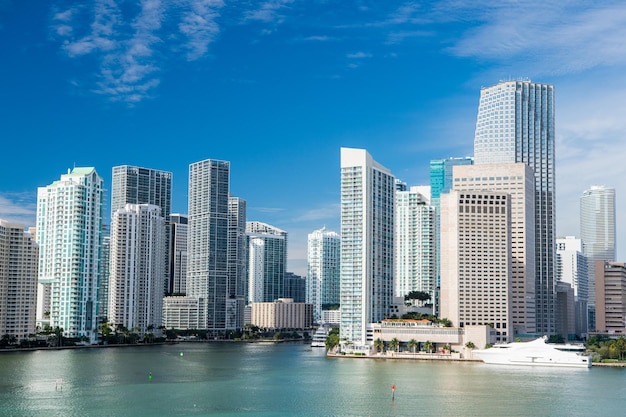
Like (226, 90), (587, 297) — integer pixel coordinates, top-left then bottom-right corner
(347, 51), (372, 59)
(179, 0), (223, 61)
(242, 0), (294, 24)
(0, 193), (37, 227)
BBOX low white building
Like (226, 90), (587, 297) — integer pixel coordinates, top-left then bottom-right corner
(162, 296), (202, 330)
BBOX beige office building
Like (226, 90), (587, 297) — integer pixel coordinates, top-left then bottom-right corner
(440, 190), (512, 343)
(452, 163), (536, 337)
(595, 261), (626, 336)
(251, 298), (313, 330)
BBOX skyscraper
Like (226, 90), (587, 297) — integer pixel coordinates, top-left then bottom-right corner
(580, 185), (616, 330)
(246, 221), (287, 303)
(306, 227), (340, 323)
(187, 159), (230, 331)
(109, 204), (165, 335)
(0, 220), (38, 341)
(556, 236), (588, 338)
(394, 186), (437, 301)
(111, 166), (172, 293)
(340, 148), (395, 346)
(227, 197), (247, 329)
(474, 80), (556, 335)
(430, 157), (474, 208)
(36, 167), (104, 341)
(168, 214), (188, 295)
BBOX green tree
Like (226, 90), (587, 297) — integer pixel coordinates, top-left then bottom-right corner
(407, 339), (418, 353)
(465, 341), (476, 350)
(325, 333), (340, 351)
(389, 338), (400, 352)
(423, 340), (434, 353)
(374, 338), (385, 353)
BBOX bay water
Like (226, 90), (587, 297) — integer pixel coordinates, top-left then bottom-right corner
(0, 342), (624, 416)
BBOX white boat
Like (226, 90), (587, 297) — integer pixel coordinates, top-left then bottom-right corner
(311, 326), (330, 348)
(473, 337), (592, 368)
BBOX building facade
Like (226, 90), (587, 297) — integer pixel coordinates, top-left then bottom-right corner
(0, 220), (38, 341)
(168, 214), (188, 295)
(340, 148), (395, 346)
(452, 163), (536, 337)
(306, 227), (340, 323)
(440, 190), (512, 343)
(187, 159), (230, 331)
(556, 236), (589, 338)
(36, 167), (104, 341)
(250, 298), (313, 330)
(109, 204), (165, 335)
(284, 272), (306, 303)
(246, 221), (287, 304)
(227, 196), (247, 328)
(595, 261), (626, 336)
(580, 185), (616, 330)
(473, 80), (556, 336)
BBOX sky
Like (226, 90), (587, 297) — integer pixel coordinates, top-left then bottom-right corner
(1, 1), (625, 276)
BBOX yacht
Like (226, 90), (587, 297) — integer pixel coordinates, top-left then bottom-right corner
(311, 325), (330, 348)
(473, 337), (592, 368)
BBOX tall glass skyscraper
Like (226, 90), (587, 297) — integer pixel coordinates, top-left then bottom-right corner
(246, 221), (287, 304)
(340, 148), (395, 347)
(187, 159), (230, 331)
(580, 185), (616, 330)
(474, 80), (556, 335)
(430, 157), (474, 208)
(307, 227), (340, 323)
(36, 167), (104, 342)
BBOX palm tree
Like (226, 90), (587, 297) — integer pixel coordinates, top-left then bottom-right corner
(423, 340), (434, 353)
(53, 326), (64, 347)
(389, 338), (400, 352)
(407, 339), (418, 353)
(374, 338), (385, 353)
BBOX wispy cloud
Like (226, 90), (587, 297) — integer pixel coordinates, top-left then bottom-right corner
(347, 51), (372, 59)
(250, 207), (286, 214)
(242, 0), (294, 24)
(0, 192), (37, 226)
(290, 203), (340, 223)
(179, 0), (223, 61)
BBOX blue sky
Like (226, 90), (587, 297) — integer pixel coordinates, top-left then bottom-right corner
(1, 1), (625, 275)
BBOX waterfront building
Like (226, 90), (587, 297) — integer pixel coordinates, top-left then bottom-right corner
(250, 298), (313, 330)
(168, 214), (188, 295)
(594, 261), (626, 336)
(473, 80), (556, 336)
(187, 159), (230, 331)
(99, 231), (110, 322)
(246, 221), (287, 304)
(0, 220), (38, 341)
(36, 167), (104, 341)
(284, 272), (306, 303)
(306, 227), (340, 323)
(394, 186), (437, 302)
(556, 236), (589, 338)
(556, 281), (576, 340)
(340, 147), (395, 346)
(227, 197), (247, 328)
(162, 296), (201, 330)
(440, 190), (512, 343)
(111, 165), (172, 294)
(109, 204), (165, 335)
(580, 185), (616, 330)
(452, 163), (536, 337)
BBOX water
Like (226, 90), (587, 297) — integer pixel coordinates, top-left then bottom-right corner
(0, 342), (624, 416)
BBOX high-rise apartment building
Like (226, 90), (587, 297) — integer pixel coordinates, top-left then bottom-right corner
(284, 272), (306, 303)
(111, 166), (172, 293)
(168, 214), (188, 295)
(440, 190), (512, 343)
(580, 185), (616, 330)
(394, 186), (437, 301)
(307, 227), (341, 323)
(99, 231), (110, 322)
(246, 221), (287, 303)
(0, 220), (38, 341)
(595, 261), (626, 336)
(36, 167), (104, 341)
(473, 80), (556, 335)
(228, 197), (247, 304)
(187, 159), (230, 331)
(452, 163), (536, 336)
(340, 148), (395, 346)
(556, 236), (588, 338)
(430, 157), (474, 208)
(109, 204), (165, 334)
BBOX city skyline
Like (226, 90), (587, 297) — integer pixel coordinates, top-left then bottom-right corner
(1, 2), (626, 277)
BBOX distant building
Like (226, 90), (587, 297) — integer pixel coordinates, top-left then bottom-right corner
(595, 261), (626, 336)
(284, 272), (306, 303)
(306, 227), (340, 323)
(162, 296), (202, 330)
(99, 230), (110, 322)
(246, 221), (287, 303)
(0, 220), (38, 341)
(109, 204), (165, 335)
(580, 185), (616, 331)
(340, 148), (395, 346)
(168, 214), (188, 295)
(250, 298), (313, 330)
(556, 236), (589, 338)
(227, 197), (247, 328)
(36, 167), (104, 342)
(440, 190), (512, 343)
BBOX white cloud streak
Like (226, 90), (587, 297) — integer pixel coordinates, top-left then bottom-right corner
(0, 193), (37, 227)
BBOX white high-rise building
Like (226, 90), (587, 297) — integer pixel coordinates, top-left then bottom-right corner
(109, 204), (165, 335)
(246, 221), (287, 304)
(227, 197), (247, 329)
(440, 190), (512, 343)
(394, 186), (437, 301)
(0, 220), (38, 341)
(474, 80), (556, 335)
(306, 227), (340, 323)
(340, 148), (395, 347)
(556, 236), (588, 337)
(452, 163), (536, 337)
(580, 185), (616, 330)
(36, 167), (104, 341)
(187, 159), (230, 331)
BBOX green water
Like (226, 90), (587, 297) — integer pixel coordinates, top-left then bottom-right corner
(0, 342), (624, 416)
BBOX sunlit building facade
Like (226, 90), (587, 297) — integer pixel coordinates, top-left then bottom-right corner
(306, 227), (340, 323)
